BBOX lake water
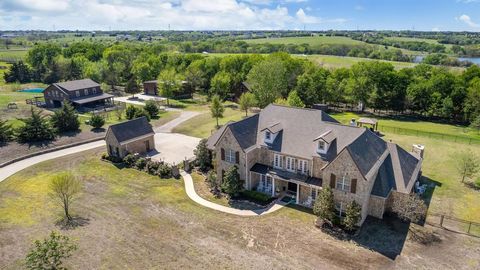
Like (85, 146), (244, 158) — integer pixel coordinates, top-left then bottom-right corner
(414, 55), (480, 65)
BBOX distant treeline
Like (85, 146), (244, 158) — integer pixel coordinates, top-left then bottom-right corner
(3, 42), (480, 125)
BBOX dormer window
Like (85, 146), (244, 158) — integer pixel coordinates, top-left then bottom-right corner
(318, 141), (326, 151)
(265, 131), (271, 141)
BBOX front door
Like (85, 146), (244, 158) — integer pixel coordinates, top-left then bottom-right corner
(288, 182), (297, 193)
(145, 140), (150, 152)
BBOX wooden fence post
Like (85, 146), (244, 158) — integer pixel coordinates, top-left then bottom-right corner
(440, 215), (444, 227)
(468, 222), (472, 234)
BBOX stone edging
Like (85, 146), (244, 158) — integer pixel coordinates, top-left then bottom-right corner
(0, 137), (104, 168)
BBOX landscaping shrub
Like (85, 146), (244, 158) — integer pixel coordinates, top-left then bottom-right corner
(89, 114), (105, 129)
(50, 102), (80, 133)
(157, 163), (172, 178)
(313, 187), (335, 223)
(125, 105), (140, 120)
(123, 154), (138, 167)
(0, 119), (14, 143)
(145, 160), (161, 175)
(101, 153), (122, 163)
(17, 108), (55, 143)
(144, 100), (160, 118)
(194, 139), (212, 172)
(221, 166), (242, 196)
(343, 201), (362, 231)
(240, 190), (272, 204)
(135, 109), (151, 122)
(135, 157), (148, 170)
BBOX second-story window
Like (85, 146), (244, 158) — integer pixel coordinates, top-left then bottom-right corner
(274, 154), (282, 169)
(298, 160), (308, 174)
(286, 157), (295, 172)
(336, 174), (351, 191)
(75, 91), (80, 97)
(84, 89), (89, 95)
(225, 149), (236, 163)
(265, 131), (271, 141)
(92, 87), (97, 94)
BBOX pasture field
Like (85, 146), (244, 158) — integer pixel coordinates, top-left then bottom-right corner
(306, 54), (417, 69)
(243, 35), (365, 46)
(0, 49), (28, 62)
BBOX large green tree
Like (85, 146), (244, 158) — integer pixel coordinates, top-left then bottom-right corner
(246, 58), (287, 108)
(238, 92), (255, 117)
(158, 68), (182, 106)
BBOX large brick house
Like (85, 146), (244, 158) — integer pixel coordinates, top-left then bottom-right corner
(207, 104), (423, 224)
(43, 79), (114, 109)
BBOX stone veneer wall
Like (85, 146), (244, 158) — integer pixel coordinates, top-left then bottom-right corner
(215, 128), (246, 184)
(368, 195), (386, 218)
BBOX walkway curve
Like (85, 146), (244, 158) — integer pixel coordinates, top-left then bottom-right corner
(181, 171), (286, 216)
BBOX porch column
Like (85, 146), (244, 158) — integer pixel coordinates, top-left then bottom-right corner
(296, 183), (300, 204)
(271, 177), (275, 197)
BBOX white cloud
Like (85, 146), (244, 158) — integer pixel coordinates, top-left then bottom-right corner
(0, 0), (346, 30)
(457, 14), (480, 28)
(432, 27), (440, 31)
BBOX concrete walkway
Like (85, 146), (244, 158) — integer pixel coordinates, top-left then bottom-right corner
(154, 111), (200, 133)
(181, 171), (286, 216)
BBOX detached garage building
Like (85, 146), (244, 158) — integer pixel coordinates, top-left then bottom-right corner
(105, 117), (155, 158)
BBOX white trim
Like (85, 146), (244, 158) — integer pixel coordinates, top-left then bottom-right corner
(119, 133), (155, 145)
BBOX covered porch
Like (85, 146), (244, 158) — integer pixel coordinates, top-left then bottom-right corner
(249, 163), (322, 208)
(71, 93), (115, 112)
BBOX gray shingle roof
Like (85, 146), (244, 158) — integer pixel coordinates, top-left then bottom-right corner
(54, 79), (100, 92)
(228, 114), (259, 149)
(107, 117), (154, 143)
(371, 155), (397, 197)
(346, 129), (387, 176)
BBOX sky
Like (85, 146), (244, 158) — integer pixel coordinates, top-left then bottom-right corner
(1, 0), (480, 31)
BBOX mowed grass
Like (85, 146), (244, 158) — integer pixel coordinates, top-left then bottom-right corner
(306, 54), (417, 70)
(331, 111), (480, 140)
(243, 36), (365, 46)
(384, 133), (480, 223)
(172, 106), (245, 138)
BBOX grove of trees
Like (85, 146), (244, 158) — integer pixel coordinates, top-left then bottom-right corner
(4, 41), (480, 125)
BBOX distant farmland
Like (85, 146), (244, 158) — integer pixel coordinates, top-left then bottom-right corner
(243, 35), (364, 46)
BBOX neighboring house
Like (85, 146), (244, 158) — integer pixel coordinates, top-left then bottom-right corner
(142, 80), (192, 98)
(43, 79), (114, 109)
(207, 104), (423, 225)
(105, 117), (155, 158)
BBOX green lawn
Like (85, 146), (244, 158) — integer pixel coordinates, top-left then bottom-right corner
(172, 106), (245, 138)
(330, 111), (480, 141)
(0, 49), (28, 62)
(243, 36), (365, 46)
(306, 54), (417, 70)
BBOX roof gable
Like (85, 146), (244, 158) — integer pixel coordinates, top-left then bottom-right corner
(346, 129), (387, 176)
(106, 117), (154, 143)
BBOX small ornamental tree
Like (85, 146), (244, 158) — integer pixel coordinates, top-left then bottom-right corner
(206, 170), (220, 192)
(25, 231), (77, 270)
(455, 150), (479, 183)
(89, 114), (105, 129)
(210, 95), (224, 128)
(0, 119), (14, 143)
(343, 201), (362, 231)
(49, 172), (82, 223)
(238, 92), (255, 117)
(391, 194), (427, 224)
(17, 108), (55, 143)
(287, 90), (305, 108)
(50, 102), (80, 133)
(144, 100), (160, 118)
(125, 77), (140, 98)
(313, 187), (335, 222)
(221, 166), (242, 197)
(194, 139), (212, 172)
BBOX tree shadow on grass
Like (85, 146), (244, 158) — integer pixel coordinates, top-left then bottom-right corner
(352, 215), (409, 260)
(55, 216), (90, 230)
(90, 127), (106, 133)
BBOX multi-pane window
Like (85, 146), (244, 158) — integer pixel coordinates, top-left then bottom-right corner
(84, 89), (89, 95)
(318, 141), (326, 151)
(274, 154), (282, 168)
(265, 131), (271, 141)
(298, 160), (307, 174)
(225, 149), (236, 163)
(75, 91), (80, 97)
(335, 201), (345, 217)
(286, 157), (295, 172)
(336, 174), (351, 191)
(92, 87), (97, 94)
(311, 188), (317, 200)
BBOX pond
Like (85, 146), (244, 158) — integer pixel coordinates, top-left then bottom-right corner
(18, 88), (44, 93)
(414, 55), (480, 65)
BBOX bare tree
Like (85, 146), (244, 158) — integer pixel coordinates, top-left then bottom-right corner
(391, 194), (427, 224)
(454, 150), (479, 183)
(49, 173), (82, 223)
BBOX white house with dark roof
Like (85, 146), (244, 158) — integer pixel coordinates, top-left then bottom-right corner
(207, 104), (423, 225)
(43, 79), (114, 109)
